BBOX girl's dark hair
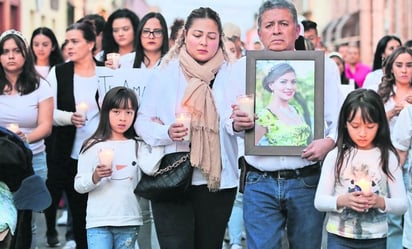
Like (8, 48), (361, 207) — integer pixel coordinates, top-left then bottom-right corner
(81, 86), (138, 153)
(30, 27), (64, 68)
(377, 46), (412, 103)
(0, 33), (39, 95)
(335, 89), (397, 183)
(133, 12), (169, 68)
(372, 35), (401, 71)
(102, 8), (140, 59)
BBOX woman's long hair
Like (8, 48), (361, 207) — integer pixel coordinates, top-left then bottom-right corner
(102, 8), (139, 60)
(377, 46), (412, 103)
(30, 27), (64, 68)
(133, 12), (169, 68)
(0, 32), (39, 95)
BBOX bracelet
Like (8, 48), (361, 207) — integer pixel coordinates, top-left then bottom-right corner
(24, 134), (30, 144)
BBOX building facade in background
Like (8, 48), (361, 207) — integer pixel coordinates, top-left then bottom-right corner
(0, 0), (411, 67)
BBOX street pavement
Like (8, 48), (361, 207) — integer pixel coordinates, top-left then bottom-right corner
(35, 210), (249, 249)
(35, 211), (68, 249)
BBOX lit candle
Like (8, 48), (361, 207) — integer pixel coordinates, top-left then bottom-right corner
(176, 112), (191, 141)
(355, 178), (372, 193)
(76, 102), (89, 120)
(237, 94), (254, 119)
(7, 123), (19, 133)
(98, 148), (114, 167)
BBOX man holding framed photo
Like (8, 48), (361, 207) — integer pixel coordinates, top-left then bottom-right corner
(230, 1), (343, 248)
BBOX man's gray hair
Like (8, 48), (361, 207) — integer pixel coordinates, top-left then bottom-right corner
(257, 0), (298, 28)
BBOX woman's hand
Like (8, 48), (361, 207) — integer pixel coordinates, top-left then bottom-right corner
(168, 123), (188, 141)
(71, 112), (87, 128)
(231, 104), (255, 132)
(104, 59), (120, 69)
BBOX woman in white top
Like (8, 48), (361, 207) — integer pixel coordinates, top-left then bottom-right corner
(102, 9), (139, 69)
(30, 27), (64, 78)
(0, 29), (53, 249)
(376, 45), (412, 249)
(44, 21), (102, 249)
(132, 12), (169, 69)
(136, 7), (238, 249)
(363, 35), (401, 90)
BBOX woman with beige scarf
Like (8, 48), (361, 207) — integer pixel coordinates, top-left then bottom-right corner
(135, 7), (239, 249)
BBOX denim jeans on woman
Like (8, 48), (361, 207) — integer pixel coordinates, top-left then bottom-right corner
(87, 226), (139, 249)
(243, 171), (323, 249)
(31, 151), (47, 249)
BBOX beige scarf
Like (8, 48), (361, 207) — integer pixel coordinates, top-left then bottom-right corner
(179, 45), (224, 191)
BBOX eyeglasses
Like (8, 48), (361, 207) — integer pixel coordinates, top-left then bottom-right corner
(142, 29), (163, 38)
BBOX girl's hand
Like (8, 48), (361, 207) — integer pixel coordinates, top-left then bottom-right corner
(363, 192), (385, 210)
(337, 192), (369, 212)
(231, 104), (255, 132)
(92, 164), (112, 183)
(71, 112), (86, 128)
(168, 123), (188, 141)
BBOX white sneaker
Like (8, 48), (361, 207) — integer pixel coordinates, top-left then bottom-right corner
(62, 240), (76, 249)
(57, 210), (68, 225)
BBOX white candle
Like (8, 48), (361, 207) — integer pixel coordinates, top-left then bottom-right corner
(7, 123), (19, 133)
(98, 148), (114, 167)
(107, 52), (121, 69)
(76, 102), (89, 120)
(355, 178), (372, 193)
(176, 112), (191, 141)
(237, 94), (254, 119)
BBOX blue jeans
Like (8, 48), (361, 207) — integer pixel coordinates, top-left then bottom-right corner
(243, 170), (323, 249)
(387, 166), (408, 248)
(327, 232), (386, 249)
(227, 191), (244, 246)
(31, 151), (47, 249)
(87, 226), (139, 249)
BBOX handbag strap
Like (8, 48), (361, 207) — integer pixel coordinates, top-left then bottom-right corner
(154, 154), (189, 176)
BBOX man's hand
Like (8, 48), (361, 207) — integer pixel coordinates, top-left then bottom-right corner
(301, 137), (335, 161)
(231, 104), (255, 132)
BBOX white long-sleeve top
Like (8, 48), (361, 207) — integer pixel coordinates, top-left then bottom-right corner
(74, 139), (142, 229)
(314, 147), (407, 239)
(135, 59), (239, 189)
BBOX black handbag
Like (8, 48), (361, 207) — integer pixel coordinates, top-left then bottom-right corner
(135, 152), (193, 201)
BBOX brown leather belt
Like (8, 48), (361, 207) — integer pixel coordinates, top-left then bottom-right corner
(248, 162), (320, 179)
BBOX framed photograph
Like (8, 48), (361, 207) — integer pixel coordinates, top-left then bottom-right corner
(244, 50), (324, 156)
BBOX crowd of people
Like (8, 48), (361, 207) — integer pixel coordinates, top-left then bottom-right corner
(0, 0), (412, 249)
